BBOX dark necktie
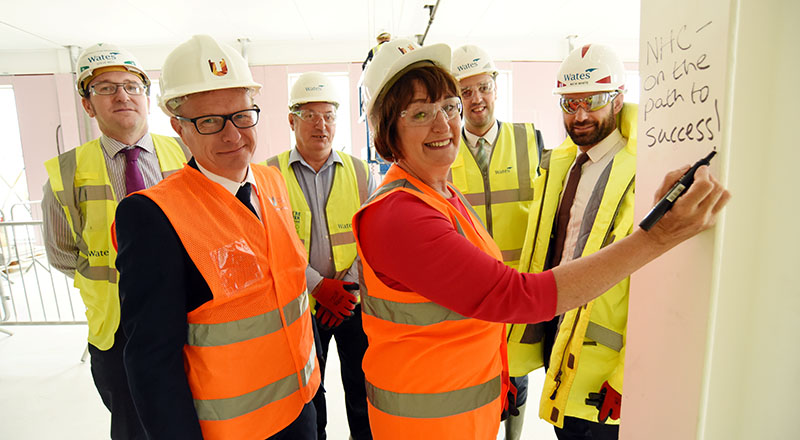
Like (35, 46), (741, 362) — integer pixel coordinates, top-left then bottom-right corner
(122, 147), (145, 196)
(550, 152), (590, 267)
(236, 182), (259, 219)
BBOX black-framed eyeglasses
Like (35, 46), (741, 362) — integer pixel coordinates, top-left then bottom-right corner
(291, 109), (337, 124)
(175, 106), (261, 135)
(91, 81), (147, 96)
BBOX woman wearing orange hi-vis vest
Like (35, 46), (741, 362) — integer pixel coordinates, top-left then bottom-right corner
(355, 39), (730, 439)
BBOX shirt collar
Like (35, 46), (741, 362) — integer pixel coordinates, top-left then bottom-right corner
(195, 162), (256, 197)
(288, 147), (342, 172)
(584, 128), (623, 163)
(463, 120), (500, 148)
(101, 133), (154, 158)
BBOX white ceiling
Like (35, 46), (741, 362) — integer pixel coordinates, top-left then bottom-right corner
(0, 0), (640, 75)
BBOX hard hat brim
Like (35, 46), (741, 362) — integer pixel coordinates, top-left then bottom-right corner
(366, 43), (451, 118)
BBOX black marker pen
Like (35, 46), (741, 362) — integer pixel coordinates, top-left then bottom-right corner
(639, 150), (717, 231)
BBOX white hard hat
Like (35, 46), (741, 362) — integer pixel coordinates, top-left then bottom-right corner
(158, 34), (262, 116)
(554, 43), (625, 95)
(289, 72), (340, 109)
(362, 38), (451, 120)
(451, 44), (498, 81)
(76, 43), (150, 97)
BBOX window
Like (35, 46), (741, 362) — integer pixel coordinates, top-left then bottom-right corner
(147, 80), (175, 138)
(288, 72), (353, 155)
(494, 70), (513, 122)
(0, 86), (29, 221)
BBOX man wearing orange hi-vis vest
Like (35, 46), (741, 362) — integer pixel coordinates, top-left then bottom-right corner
(114, 35), (320, 439)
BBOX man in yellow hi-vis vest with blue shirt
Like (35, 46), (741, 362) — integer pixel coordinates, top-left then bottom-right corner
(265, 71), (376, 440)
(449, 44), (544, 440)
(42, 43), (186, 439)
(518, 43), (635, 440)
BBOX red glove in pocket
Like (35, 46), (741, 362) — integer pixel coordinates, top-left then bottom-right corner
(586, 381), (621, 423)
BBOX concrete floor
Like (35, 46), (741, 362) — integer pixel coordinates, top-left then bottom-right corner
(0, 324), (557, 439)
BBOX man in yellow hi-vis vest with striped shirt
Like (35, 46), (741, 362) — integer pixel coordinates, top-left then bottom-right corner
(42, 43), (186, 439)
(449, 44), (544, 440)
(265, 71), (376, 440)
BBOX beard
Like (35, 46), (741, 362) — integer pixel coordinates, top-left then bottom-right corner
(565, 109), (617, 147)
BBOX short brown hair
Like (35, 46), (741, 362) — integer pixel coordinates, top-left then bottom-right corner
(370, 63), (460, 162)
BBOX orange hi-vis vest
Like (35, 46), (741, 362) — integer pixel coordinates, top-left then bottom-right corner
(140, 163), (320, 440)
(352, 165), (509, 439)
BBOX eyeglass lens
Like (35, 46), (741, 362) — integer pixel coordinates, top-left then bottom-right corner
(91, 82), (145, 96)
(295, 110), (336, 123)
(461, 81), (495, 99)
(401, 97), (462, 126)
(192, 109), (260, 134)
(560, 92), (617, 114)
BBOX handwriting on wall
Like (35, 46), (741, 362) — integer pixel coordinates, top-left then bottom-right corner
(641, 21), (721, 149)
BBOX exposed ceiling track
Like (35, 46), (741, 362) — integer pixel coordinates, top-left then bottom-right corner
(416, 0), (441, 46)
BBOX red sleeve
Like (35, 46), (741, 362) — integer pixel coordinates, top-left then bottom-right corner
(357, 191), (557, 324)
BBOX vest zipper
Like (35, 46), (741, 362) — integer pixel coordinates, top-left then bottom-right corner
(550, 305), (585, 400)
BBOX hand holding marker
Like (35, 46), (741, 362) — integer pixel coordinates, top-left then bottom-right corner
(639, 150), (717, 231)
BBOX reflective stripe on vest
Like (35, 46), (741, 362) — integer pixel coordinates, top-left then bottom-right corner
(188, 290), (309, 346)
(365, 374), (501, 419)
(43, 135), (186, 349)
(584, 321), (623, 352)
(194, 340), (317, 422)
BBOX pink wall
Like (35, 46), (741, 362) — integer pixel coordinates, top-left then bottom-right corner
(8, 60), (632, 201)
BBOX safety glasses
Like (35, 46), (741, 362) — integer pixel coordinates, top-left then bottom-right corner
(559, 91), (619, 114)
(400, 97), (462, 126)
(460, 81), (495, 100)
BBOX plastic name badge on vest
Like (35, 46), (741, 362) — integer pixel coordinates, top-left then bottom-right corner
(210, 239), (264, 297)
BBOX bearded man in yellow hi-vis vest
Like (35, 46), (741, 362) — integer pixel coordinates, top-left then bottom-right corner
(42, 43), (186, 440)
(518, 43), (635, 440)
(265, 71), (377, 440)
(449, 44), (544, 440)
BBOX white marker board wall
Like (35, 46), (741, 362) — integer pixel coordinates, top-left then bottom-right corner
(625, 0), (731, 438)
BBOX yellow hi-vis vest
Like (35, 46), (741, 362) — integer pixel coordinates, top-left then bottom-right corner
(450, 121), (543, 377)
(518, 104), (637, 427)
(265, 151), (370, 309)
(44, 134), (186, 350)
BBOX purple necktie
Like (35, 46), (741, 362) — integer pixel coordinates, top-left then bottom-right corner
(122, 147), (145, 196)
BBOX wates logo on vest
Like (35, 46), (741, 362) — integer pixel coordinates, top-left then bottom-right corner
(494, 166), (513, 175)
(87, 249), (110, 257)
(455, 57), (481, 73)
(208, 59), (228, 76)
(337, 223), (352, 230)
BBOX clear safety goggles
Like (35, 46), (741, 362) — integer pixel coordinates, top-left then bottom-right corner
(291, 109), (337, 124)
(559, 91), (619, 114)
(90, 81), (146, 96)
(460, 81), (495, 100)
(399, 97), (463, 126)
